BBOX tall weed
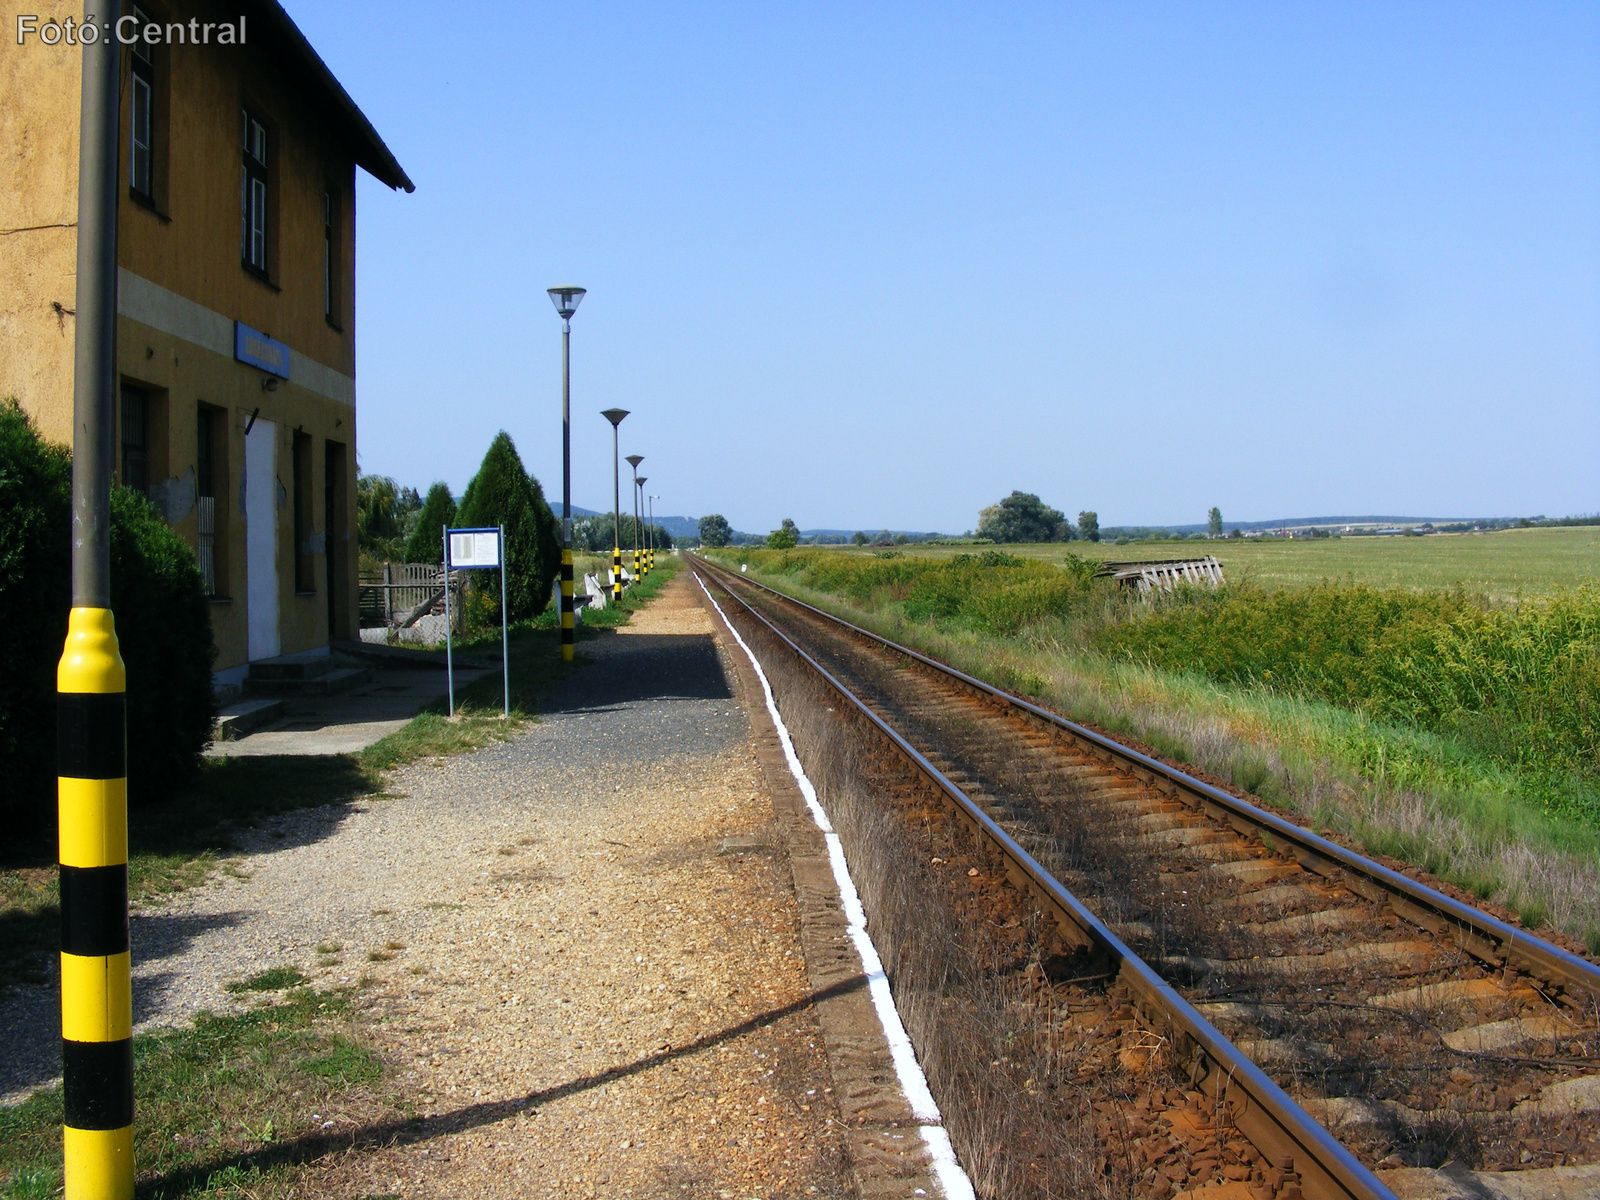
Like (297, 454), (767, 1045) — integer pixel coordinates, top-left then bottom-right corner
(736, 547), (1100, 635)
(1097, 583), (1600, 799)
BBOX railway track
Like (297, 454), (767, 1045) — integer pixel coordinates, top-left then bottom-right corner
(692, 556), (1600, 1200)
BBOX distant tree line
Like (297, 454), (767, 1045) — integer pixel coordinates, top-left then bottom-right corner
(572, 514), (675, 553)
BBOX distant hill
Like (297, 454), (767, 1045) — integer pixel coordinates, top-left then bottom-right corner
(1108, 515), (1494, 536)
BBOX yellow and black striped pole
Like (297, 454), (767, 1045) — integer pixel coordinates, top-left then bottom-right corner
(61, 11), (133, 1194)
(612, 545), (622, 604)
(58, 612), (133, 1198)
(559, 547), (574, 661)
(634, 547), (641, 583)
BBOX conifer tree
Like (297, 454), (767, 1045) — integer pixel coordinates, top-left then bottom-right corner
(455, 432), (560, 622)
(404, 482), (458, 562)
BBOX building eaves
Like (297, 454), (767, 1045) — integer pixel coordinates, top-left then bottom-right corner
(243, 0), (415, 193)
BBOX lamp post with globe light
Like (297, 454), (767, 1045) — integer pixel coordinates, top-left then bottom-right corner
(546, 286), (585, 661)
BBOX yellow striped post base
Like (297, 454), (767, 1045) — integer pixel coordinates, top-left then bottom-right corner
(612, 547), (622, 603)
(57, 608), (133, 1200)
(634, 549), (640, 584)
(560, 548), (575, 662)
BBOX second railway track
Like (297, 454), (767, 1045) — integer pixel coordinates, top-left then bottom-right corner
(693, 556), (1600, 1200)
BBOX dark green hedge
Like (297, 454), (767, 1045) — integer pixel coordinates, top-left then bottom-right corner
(0, 401), (214, 831)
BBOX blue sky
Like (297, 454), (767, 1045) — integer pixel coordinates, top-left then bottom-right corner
(288, 2), (1599, 533)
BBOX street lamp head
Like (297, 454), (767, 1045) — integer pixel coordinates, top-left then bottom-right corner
(547, 286), (586, 319)
(625, 454), (644, 470)
(636, 476), (648, 488)
(601, 408), (629, 428)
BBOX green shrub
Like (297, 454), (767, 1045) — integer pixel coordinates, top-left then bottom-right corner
(111, 486), (216, 802)
(0, 401), (72, 827)
(1097, 582), (1600, 782)
(730, 546), (1101, 636)
(455, 431), (560, 625)
(0, 402), (215, 830)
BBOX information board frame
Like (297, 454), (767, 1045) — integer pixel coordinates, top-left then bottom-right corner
(443, 525), (509, 717)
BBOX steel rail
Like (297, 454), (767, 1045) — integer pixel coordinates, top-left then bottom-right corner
(694, 560), (1396, 1200)
(696, 556), (1600, 1007)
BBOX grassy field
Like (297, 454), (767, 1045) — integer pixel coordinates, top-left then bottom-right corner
(713, 547), (1600, 953)
(2, 981), (399, 1199)
(832, 526), (1598, 598)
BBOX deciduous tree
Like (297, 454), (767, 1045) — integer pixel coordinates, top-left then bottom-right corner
(767, 518), (800, 550)
(977, 492), (1066, 543)
(1078, 510), (1100, 542)
(698, 513), (733, 548)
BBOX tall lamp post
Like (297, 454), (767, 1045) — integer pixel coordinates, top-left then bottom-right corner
(626, 455), (644, 584)
(546, 286), (585, 662)
(601, 410), (629, 604)
(59, 11), (133, 1198)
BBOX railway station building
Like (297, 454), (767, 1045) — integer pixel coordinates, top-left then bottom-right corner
(0, 0), (413, 689)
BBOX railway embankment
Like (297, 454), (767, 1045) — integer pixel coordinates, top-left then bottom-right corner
(690, 555), (1600, 1200)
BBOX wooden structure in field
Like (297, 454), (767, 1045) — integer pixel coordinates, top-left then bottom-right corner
(1096, 555), (1226, 595)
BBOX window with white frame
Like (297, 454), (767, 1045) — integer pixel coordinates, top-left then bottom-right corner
(129, 8), (154, 198)
(241, 111), (269, 273)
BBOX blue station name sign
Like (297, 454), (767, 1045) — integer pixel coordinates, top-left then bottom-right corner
(234, 321), (291, 379)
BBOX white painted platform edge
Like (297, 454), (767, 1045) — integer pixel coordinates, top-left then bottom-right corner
(696, 572), (976, 1200)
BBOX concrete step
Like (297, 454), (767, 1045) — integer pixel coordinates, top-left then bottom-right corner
(247, 651), (336, 682)
(245, 666), (372, 697)
(213, 697), (285, 741)
(331, 638), (496, 672)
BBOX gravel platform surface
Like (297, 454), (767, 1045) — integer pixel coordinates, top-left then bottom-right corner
(2, 575), (856, 1198)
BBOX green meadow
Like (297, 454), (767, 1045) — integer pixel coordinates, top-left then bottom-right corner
(831, 525), (1598, 599)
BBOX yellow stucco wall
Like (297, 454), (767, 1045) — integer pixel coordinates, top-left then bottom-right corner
(1, 0), (370, 674)
(0, 1), (81, 444)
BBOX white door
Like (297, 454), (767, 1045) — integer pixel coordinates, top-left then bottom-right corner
(245, 418), (280, 661)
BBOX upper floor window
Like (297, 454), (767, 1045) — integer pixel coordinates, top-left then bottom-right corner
(323, 189), (335, 321)
(129, 7), (154, 199)
(241, 111), (269, 274)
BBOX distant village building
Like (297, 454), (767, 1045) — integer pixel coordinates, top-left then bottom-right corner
(1, 1), (413, 690)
